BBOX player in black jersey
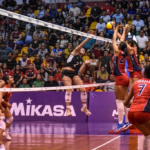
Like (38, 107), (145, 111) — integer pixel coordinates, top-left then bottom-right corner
(62, 31), (95, 116)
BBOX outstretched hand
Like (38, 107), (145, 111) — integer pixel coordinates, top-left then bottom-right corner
(85, 59), (92, 65)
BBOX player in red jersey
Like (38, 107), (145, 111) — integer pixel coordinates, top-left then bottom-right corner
(2, 75), (14, 141)
(125, 64), (150, 150)
(126, 39), (142, 84)
(112, 24), (129, 132)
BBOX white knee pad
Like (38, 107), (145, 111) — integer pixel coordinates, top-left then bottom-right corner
(81, 92), (87, 102)
(6, 116), (14, 124)
(65, 92), (72, 103)
(0, 120), (6, 131)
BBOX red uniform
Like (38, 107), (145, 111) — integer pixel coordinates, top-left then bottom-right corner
(112, 50), (129, 86)
(3, 85), (12, 102)
(128, 78), (150, 125)
(126, 48), (142, 79)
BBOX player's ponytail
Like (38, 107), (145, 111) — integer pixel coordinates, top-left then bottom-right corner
(119, 42), (128, 57)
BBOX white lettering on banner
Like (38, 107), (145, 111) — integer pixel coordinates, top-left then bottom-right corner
(53, 105), (64, 116)
(10, 98), (76, 117)
(112, 110), (118, 117)
(41, 105), (53, 116)
(31, 105), (43, 116)
(26, 105), (31, 116)
(10, 103), (25, 116)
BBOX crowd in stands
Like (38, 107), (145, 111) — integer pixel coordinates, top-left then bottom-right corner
(0, 0), (149, 91)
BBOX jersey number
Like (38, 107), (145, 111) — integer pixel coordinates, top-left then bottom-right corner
(74, 62), (79, 67)
(120, 55), (125, 64)
(138, 84), (147, 96)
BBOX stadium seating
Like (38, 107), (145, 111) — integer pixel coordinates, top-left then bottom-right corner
(83, 55), (90, 62)
(85, 8), (91, 18)
(16, 57), (22, 63)
(22, 47), (29, 54)
(90, 22), (97, 30)
(34, 10), (39, 17)
(30, 57), (35, 63)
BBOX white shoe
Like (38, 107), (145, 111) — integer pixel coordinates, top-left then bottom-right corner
(0, 144), (5, 150)
(81, 107), (91, 116)
(3, 132), (12, 141)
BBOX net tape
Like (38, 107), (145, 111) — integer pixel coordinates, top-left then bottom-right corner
(0, 9), (112, 43)
(0, 82), (115, 92)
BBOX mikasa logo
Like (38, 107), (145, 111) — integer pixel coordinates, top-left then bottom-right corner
(10, 98), (76, 117)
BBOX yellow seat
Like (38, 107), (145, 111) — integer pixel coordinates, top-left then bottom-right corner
(14, 10), (18, 13)
(30, 57), (35, 63)
(34, 10), (39, 17)
(90, 22), (97, 30)
(95, 89), (103, 92)
(139, 54), (144, 63)
(44, 31), (48, 36)
(49, 46), (54, 50)
(47, 9), (49, 12)
(16, 57), (22, 63)
(57, 9), (61, 12)
(85, 8), (91, 18)
(22, 47), (29, 54)
(82, 56), (90, 62)
(21, 32), (25, 36)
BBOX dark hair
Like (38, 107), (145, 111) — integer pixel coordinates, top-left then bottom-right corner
(48, 74), (54, 77)
(145, 64), (150, 79)
(45, 53), (49, 57)
(130, 25), (136, 35)
(7, 52), (13, 56)
(90, 52), (97, 59)
(84, 74), (90, 77)
(3, 75), (10, 84)
(127, 39), (134, 47)
(119, 42), (128, 57)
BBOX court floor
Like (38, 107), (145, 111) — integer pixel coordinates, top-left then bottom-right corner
(2, 122), (143, 150)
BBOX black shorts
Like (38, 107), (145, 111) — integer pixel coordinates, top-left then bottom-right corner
(62, 70), (78, 80)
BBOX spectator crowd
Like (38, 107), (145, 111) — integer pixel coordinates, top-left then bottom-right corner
(0, 0), (149, 91)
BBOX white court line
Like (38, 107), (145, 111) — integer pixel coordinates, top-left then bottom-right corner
(92, 135), (121, 150)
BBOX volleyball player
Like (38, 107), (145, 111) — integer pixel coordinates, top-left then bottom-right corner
(0, 69), (7, 149)
(2, 75), (14, 140)
(112, 24), (129, 132)
(124, 64), (150, 150)
(62, 31), (95, 116)
(121, 39), (143, 131)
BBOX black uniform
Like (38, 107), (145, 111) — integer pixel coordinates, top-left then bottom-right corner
(62, 55), (83, 79)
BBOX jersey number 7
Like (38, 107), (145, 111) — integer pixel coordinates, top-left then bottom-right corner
(138, 84), (147, 96)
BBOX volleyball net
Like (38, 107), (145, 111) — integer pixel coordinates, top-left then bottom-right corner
(0, 9), (115, 92)
(0, 9), (112, 43)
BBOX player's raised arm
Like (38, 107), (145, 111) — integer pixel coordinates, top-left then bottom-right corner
(113, 24), (120, 55)
(71, 31), (96, 55)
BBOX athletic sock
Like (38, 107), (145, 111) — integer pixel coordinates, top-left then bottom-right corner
(82, 104), (87, 108)
(116, 99), (125, 124)
(143, 135), (150, 149)
(124, 101), (129, 123)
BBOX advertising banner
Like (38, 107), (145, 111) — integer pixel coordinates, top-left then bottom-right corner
(10, 92), (87, 122)
(88, 92), (118, 122)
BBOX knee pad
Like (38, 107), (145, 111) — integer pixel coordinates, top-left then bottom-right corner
(6, 116), (14, 124)
(0, 120), (6, 131)
(81, 92), (87, 102)
(65, 92), (72, 103)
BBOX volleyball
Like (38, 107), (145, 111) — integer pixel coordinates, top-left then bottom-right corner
(106, 21), (114, 29)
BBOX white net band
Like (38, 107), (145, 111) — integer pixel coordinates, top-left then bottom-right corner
(0, 9), (112, 43)
(0, 82), (115, 92)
